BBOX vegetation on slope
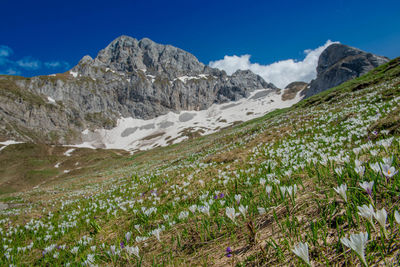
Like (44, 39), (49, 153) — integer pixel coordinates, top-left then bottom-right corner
(0, 58), (399, 266)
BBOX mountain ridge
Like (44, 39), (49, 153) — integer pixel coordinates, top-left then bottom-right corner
(0, 37), (390, 148)
(0, 35), (277, 144)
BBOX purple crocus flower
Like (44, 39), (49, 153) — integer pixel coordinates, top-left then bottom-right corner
(214, 195), (218, 200)
(219, 193), (225, 199)
(226, 246), (233, 257)
(120, 241), (125, 249)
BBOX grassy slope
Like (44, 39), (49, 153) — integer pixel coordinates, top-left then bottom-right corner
(0, 58), (399, 266)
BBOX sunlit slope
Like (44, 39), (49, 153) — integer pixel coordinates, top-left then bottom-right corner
(0, 58), (399, 266)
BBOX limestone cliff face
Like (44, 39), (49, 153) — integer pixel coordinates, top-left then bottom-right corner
(0, 36), (276, 144)
(302, 43), (389, 98)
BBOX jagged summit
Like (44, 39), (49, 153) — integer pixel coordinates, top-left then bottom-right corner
(90, 35), (205, 78)
(302, 43), (389, 98)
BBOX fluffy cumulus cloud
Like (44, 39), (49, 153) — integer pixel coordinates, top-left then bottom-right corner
(209, 40), (338, 88)
(0, 45), (70, 75)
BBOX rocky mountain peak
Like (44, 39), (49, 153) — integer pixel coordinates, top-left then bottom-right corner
(92, 35), (205, 77)
(302, 43), (389, 98)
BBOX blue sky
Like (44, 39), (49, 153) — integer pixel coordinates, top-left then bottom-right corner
(0, 0), (399, 79)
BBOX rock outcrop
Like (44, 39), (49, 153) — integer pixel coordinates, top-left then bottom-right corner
(281, 81), (308, 101)
(0, 36), (276, 144)
(302, 43), (389, 98)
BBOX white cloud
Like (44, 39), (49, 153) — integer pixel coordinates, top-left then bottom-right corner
(16, 57), (41, 70)
(0, 45), (71, 75)
(209, 40), (338, 88)
(1, 68), (21, 75)
(44, 61), (70, 70)
(0, 45), (13, 58)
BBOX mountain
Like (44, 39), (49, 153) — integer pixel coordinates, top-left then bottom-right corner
(0, 39), (390, 148)
(0, 36), (276, 144)
(302, 43), (389, 98)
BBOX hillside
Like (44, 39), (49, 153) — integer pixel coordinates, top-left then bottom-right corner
(0, 58), (399, 266)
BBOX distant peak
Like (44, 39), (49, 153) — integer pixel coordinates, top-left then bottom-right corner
(139, 37), (155, 44)
(79, 55), (93, 64)
(112, 35), (137, 42)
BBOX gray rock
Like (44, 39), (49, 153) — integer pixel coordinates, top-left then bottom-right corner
(302, 44), (389, 98)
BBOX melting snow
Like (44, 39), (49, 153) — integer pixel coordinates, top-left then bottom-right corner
(70, 71), (78, 78)
(0, 140), (23, 152)
(146, 75), (156, 83)
(76, 88), (304, 151)
(47, 96), (56, 104)
(64, 148), (75, 157)
(173, 74), (211, 83)
(54, 162), (61, 168)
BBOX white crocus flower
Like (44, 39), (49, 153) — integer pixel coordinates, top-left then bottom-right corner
(238, 205), (248, 219)
(199, 205), (210, 216)
(225, 207), (239, 222)
(333, 184), (347, 202)
(152, 228), (162, 242)
(280, 186), (286, 197)
(335, 166), (343, 176)
(374, 208), (387, 236)
(257, 207), (266, 215)
(341, 232), (368, 267)
(355, 165), (365, 177)
(355, 159), (363, 168)
(134, 224), (141, 233)
(382, 157), (393, 166)
(359, 181), (374, 196)
(125, 245), (139, 258)
(265, 185), (272, 196)
(292, 242), (310, 266)
(357, 204), (376, 230)
(260, 178), (266, 186)
(394, 210), (400, 224)
(380, 164), (398, 178)
(234, 194), (242, 203)
(188, 205), (197, 214)
(369, 162), (380, 173)
(125, 232), (132, 243)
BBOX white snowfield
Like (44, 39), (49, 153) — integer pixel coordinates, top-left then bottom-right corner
(78, 88), (303, 151)
(0, 140), (23, 152)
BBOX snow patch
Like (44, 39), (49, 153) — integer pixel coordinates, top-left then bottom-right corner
(54, 162), (61, 168)
(64, 148), (75, 157)
(173, 74), (210, 83)
(0, 140), (23, 152)
(70, 71), (78, 78)
(47, 96), (56, 104)
(76, 88), (304, 151)
(146, 75), (156, 83)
